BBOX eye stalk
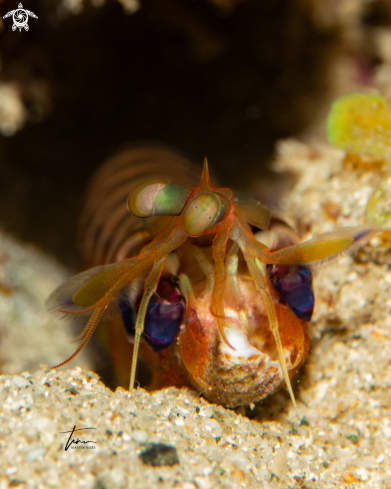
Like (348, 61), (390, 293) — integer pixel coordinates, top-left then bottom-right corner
(128, 179), (191, 218)
(181, 192), (231, 237)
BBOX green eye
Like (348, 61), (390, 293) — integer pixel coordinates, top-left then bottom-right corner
(181, 192), (230, 237)
(128, 179), (191, 218)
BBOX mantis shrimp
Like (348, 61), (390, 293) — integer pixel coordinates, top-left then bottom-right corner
(47, 144), (379, 411)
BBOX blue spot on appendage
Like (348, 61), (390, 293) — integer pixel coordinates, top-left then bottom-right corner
(354, 229), (371, 243)
(268, 264), (315, 321)
(143, 298), (185, 352)
(119, 277), (185, 353)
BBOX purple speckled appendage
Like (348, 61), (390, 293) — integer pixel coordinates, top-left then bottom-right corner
(120, 277), (185, 352)
(268, 264), (314, 321)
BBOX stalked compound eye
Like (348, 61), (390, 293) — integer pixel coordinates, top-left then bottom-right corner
(120, 276), (186, 352)
(128, 178), (191, 218)
(181, 192), (230, 237)
(267, 264), (314, 321)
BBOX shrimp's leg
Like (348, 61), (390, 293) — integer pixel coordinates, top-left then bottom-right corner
(179, 241), (215, 296)
(231, 216), (299, 415)
(179, 273), (196, 305)
(247, 257), (298, 415)
(211, 219), (235, 348)
(224, 243), (240, 310)
(50, 218), (187, 369)
(52, 303), (110, 368)
(129, 257), (166, 391)
(73, 218), (186, 308)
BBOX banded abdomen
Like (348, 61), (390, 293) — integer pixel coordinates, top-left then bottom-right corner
(79, 145), (201, 268)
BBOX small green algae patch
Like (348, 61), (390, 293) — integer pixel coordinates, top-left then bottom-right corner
(327, 93), (391, 156)
(327, 93), (391, 228)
